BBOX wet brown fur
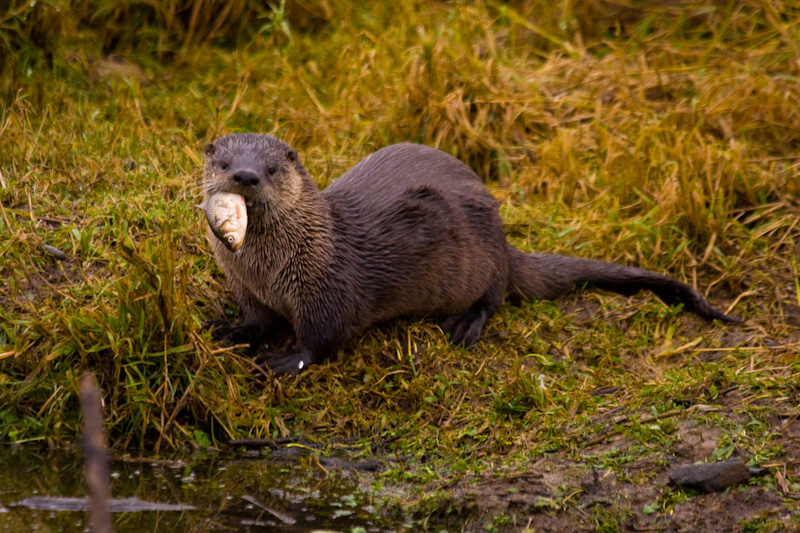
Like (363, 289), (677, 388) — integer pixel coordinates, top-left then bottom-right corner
(203, 134), (737, 375)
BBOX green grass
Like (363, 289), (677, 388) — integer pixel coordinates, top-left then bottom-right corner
(1, 1), (799, 530)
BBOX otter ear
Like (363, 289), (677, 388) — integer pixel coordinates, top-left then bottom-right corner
(286, 149), (297, 162)
(205, 143), (216, 157)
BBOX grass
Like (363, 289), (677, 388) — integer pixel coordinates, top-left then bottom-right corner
(1, 1), (799, 530)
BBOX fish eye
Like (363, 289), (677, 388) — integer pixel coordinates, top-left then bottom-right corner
(220, 161), (229, 170)
(227, 236), (234, 243)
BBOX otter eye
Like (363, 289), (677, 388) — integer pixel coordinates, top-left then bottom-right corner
(220, 161), (229, 171)
(267, 165), (277, 175)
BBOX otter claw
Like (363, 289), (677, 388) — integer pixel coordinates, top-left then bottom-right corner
(254, 350), (310, 376)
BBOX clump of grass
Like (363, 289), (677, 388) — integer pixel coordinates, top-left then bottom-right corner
(0, 5), (799, 528)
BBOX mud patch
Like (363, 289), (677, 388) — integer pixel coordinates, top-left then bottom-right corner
(667, 489), (785, 532)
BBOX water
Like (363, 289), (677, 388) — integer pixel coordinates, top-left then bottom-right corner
(0, 448), (414, 532)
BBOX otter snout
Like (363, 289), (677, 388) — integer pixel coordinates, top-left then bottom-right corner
(233, 170), (261, 186)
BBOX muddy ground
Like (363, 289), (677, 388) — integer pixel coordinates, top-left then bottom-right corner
(428, 398), (798, 532)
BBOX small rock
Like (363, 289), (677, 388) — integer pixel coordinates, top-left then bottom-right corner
(748, 467), (771, 477)
(669, 458), (751, 492)
(43, 244), (66, 261)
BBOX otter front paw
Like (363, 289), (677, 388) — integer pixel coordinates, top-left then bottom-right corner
(203, 319), (263, 346)
(253, 350), (311, 377)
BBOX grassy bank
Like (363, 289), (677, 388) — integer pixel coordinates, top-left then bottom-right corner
(1, 1), (799, 530)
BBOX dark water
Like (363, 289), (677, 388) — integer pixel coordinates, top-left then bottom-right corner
(0, 448), (415, 532)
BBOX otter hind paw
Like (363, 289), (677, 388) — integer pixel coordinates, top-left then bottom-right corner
(440, 307), (488, 347)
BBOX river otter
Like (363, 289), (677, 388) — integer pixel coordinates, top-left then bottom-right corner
(202, 133), (737, 375)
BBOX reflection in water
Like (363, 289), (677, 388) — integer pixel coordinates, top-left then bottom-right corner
(13, 496), (196, 512)
(0, 449), (409, 532)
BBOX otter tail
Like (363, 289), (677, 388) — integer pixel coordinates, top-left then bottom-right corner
(507, 246), (739, 323)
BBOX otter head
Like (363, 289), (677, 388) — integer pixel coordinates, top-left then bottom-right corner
(203, 133), (313, 212)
